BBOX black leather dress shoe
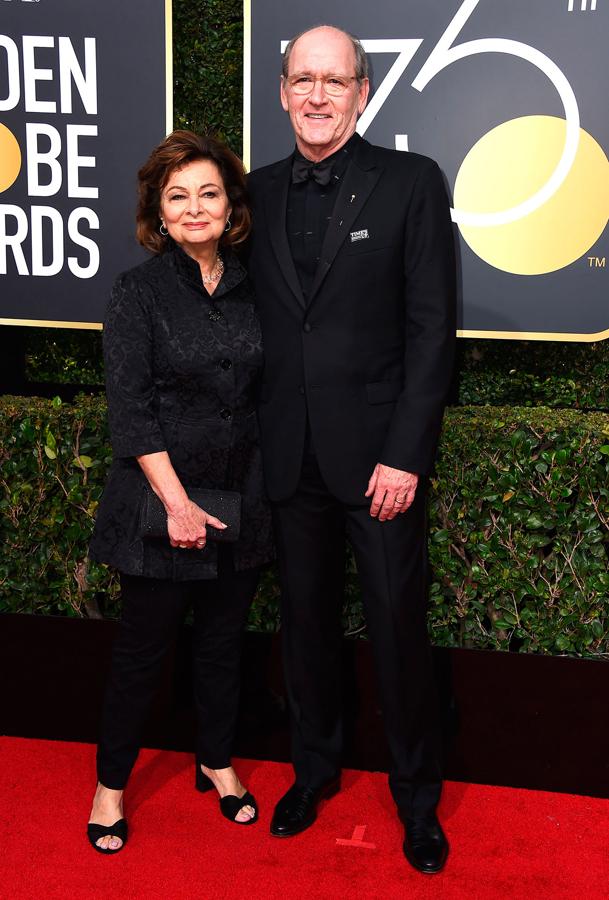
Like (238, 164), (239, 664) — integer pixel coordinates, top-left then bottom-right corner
(402, 815), (448, 874)
(270, 779), (340, 837)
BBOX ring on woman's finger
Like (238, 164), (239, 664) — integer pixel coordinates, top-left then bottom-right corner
(394, 496), (405, 505)
(179, 544), (188, 549)
(196, 539), (206, 547)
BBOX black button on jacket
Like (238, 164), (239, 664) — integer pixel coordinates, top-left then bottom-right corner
(89, 241), (274, 580)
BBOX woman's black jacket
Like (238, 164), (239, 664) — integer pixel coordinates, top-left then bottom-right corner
(89, 241), (274, 580)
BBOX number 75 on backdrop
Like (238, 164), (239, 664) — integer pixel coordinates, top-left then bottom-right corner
(245, 0), (609, 341)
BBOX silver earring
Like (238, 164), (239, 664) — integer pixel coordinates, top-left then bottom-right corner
(224, 218), (232, 232)
(159, 223), (168, 236)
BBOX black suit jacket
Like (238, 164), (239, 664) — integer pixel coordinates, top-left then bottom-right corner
(247, 136), (456, 505)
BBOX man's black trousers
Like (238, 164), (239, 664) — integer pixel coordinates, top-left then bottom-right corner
(96, 549), (259, 790)
(272, 452), (442, 818)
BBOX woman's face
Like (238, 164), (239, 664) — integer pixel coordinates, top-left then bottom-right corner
(159, 158), (232, 255)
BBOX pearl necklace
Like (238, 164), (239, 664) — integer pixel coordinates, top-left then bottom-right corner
(201, 255), (224, 284)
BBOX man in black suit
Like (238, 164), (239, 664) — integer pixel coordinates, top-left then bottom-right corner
(247, 25), (456, 874)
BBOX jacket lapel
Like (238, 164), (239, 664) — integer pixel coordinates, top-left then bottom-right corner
(308, 139), (382, 305)
(264, 157), (306, 309)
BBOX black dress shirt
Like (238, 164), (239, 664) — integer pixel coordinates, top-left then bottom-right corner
(287, 133), (360, 302)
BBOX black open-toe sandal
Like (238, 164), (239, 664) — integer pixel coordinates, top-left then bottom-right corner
(195, 765), (258, 824)
(87, 818), (128, 854)
(219, 791), (258, 825)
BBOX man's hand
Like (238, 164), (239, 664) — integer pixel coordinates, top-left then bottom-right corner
(365, 463), (419, 521)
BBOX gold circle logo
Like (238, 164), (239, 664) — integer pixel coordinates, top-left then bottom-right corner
(454, 115), (609, 275)
(0, 124), (22, 193)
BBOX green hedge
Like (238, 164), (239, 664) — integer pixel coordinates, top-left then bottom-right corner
(2, 395), (608, 657)
(428, 407), (609, 655)
(173, 0), (243, 152)
(457, 339), (609, 411)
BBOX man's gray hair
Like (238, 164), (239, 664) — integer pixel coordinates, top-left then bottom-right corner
(281, 25), (369, 81)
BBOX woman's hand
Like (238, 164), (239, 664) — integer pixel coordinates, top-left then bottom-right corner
(135, 451), (227, 551)
(167, 499), (227, 550)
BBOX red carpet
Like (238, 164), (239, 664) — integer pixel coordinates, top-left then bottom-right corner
(1, 737), (609, 899)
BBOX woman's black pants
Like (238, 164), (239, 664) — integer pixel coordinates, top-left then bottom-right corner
(96, 551), (259, 790)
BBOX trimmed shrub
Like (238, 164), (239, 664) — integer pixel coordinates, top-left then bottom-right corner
(428, 407), (609, 655)
(457, 339), (609, 411)
(173, 0), (243, 151)
(2, 396), (608, 657)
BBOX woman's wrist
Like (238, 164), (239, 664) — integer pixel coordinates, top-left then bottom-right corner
(160, 488), (191, 519)
(135, 452), (190, 519)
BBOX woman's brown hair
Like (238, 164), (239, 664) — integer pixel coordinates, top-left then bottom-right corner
(136, 130), (251, 254)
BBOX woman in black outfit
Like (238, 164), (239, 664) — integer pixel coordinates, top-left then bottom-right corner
(87, 131), (273, 852)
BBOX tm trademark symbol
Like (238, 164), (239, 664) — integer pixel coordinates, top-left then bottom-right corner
(568, 0), (598, 11)
(588, 256), (606, 268)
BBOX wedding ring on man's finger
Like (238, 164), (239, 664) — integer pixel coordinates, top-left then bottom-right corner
(394, 496), (405, 505)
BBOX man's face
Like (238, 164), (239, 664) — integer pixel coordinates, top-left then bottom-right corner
(280, 27), (369, 161)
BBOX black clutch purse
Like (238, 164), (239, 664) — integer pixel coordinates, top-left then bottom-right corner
(139, 485), (241, 543)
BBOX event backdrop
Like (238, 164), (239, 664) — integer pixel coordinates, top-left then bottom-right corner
(0, 0), (171, 328)
(245, 0), (609, 340)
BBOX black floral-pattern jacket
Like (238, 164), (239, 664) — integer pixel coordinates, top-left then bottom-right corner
(89, 241), (274, 580)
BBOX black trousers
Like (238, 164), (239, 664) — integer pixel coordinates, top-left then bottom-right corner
(273, 453), (442, 818)
(96, 548), (259, 790)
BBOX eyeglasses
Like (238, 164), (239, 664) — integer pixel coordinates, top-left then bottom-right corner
(286, 74), (359, 96)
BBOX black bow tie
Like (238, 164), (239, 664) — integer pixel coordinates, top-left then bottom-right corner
(291, 155), (334, 186)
